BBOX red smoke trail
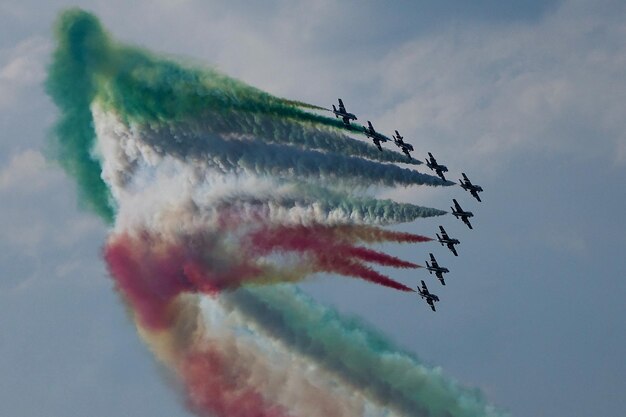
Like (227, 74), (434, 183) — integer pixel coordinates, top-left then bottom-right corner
(341, 246), (420, 269)
(104, 231), (263, 329)
(104, 233), (195, 330)
(182, 349), (292, 417)
(314, 254), (415, 292)
(247, 224), (416, 292)
(336, 225), (433, 244)
(104, 233), (292, 417)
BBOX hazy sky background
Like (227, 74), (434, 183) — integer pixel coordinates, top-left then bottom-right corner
(1, 1), (625, 416)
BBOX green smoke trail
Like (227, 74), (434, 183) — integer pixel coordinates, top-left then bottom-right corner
(43, 11), (384, 146)
(82, 30), (356, 135)
(226, 285), (506, 417)
(153, 109), (419, 166)
(281, 99), (329, 111)
(45, 9), (115, 223)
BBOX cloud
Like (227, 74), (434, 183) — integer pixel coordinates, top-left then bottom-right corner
(0, 149), (104, 254)
(0, 36), (50, 108)
(81, 0), (625, 177)
(369, 0), (626, 169)
(0, 149), (57, 191)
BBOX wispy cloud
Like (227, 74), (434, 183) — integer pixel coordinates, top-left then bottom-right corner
(0, 36), (50, 108)
(370, 1), (626, 169)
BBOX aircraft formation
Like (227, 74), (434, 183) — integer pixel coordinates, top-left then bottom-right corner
(330, 98), (485, 311)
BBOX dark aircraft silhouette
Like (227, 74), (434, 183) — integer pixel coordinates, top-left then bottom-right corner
(436, 226), (460, 256)
(363, 121), (389, 151)
(459, 173), (483, 202)
(332, 98), (357, 127)
(392, 130), (414, 159)
(425, 253), (449, 285)
(425, 152), (448, 181)
(451, 199), (474, 229)
(417, 280), (440, 311)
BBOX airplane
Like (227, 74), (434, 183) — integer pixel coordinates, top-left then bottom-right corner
(459, 173), (483, 202)
(425, 253), (449, 285)
(363, 121), (389, 151)
(425, 152), (448, 181)
(392, 130), (414, 159)
(417, 280), (440, 312)
(436, 225), (460, 256)
(332, 98), (357, 127)
(451, 199), (474, 229)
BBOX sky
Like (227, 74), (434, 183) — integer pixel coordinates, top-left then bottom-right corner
(1, 1), (625, 416)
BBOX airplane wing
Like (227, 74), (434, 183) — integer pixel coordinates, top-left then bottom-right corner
(472, 191), (482, 202)
(462, 173), (469, 181)
(428, 299), (436, 311)
(449, 245), (458, 256)
(435, 271), (443, 280)
(453, 199), (462, 211)
(338, 99), (346, 112)
(463, 217), (473, 229)
(439, 226), (449, 238)
(429, 253), (436, 262)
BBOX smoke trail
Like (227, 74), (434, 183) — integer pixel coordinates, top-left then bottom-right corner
(281, 99), (329, 111)
(225, 286), (503, 417)
(45, 9), (115, 222)
(153, 109), (421, 166)
(94, 108), (448, 188)
(46, 9), (508, 417)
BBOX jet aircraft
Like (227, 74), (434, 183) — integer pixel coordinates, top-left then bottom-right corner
(392, 130), (414, 159)
(425, 253), (449, 285)
(363, 121), (389, 151)
(436, 226), (460, 256)
(417, 280), (440, 312)
(332, 98), (357, 127)
(425, 152), (448, 181)
(451, 199), (474, 229)
(459, 173), (483, 202)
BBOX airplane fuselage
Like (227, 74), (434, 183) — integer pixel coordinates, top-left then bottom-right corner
(427, 266), (449, 274)
(333, 110), (357, 121)
(452, 211), (473, 219)
(460, 183), (483, 193)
